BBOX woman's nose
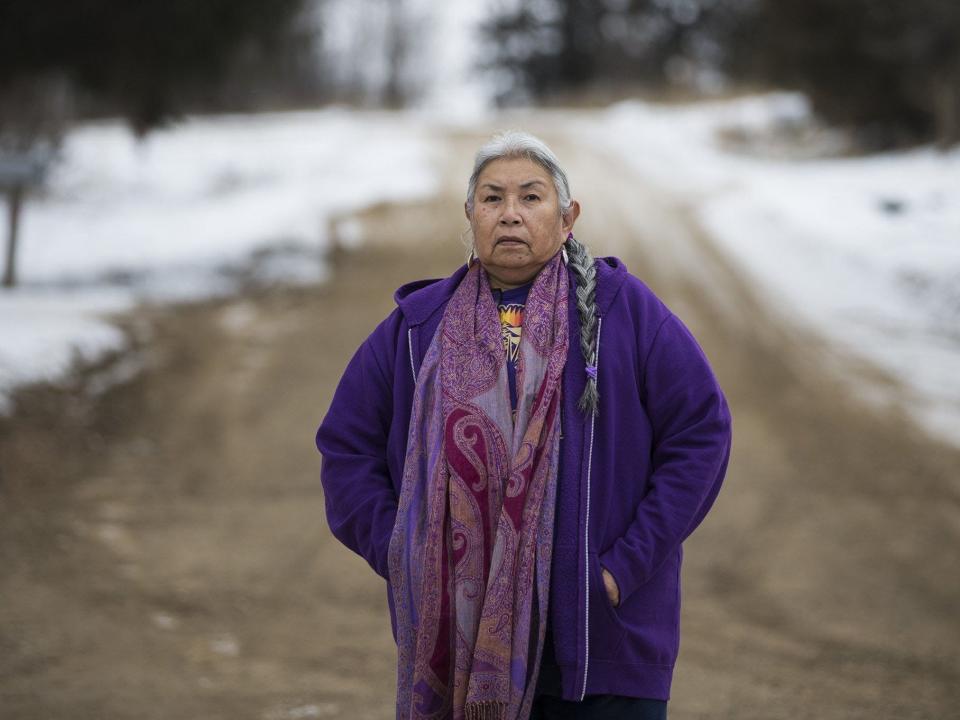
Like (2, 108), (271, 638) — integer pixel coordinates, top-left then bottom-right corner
(499, 198), (522, 224)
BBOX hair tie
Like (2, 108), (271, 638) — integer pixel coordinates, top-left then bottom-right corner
(585, 365), (597, 380)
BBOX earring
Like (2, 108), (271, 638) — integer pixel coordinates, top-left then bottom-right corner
(561, 231), (573, 265)
(461, 226), (476, 267)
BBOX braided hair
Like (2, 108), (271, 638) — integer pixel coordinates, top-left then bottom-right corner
(465, 130), (600, 415)
(564, 233), (599, 415)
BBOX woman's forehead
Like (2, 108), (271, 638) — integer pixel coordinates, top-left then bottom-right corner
(476, 156), (553, 187)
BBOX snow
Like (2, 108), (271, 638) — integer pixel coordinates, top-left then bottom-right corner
(0, 108), (440, 408)
(0, 288), (131, 409)
(579, 93), (960, 447)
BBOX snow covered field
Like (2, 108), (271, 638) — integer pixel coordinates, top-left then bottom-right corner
(579, 93), (960, 447)
(0, 109), (440, 408)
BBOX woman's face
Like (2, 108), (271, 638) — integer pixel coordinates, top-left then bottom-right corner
(465, 157), (580, 289)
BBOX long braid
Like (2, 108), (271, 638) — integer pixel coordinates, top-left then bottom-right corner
(564, 234), (599, 415)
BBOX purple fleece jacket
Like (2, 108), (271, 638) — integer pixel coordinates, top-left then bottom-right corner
(315, 256), (733, 702)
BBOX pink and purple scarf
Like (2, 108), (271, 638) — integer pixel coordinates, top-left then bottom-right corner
(387, 251), (569, 720)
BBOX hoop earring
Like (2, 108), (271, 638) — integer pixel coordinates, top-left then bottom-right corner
(467, 246), (477, 266)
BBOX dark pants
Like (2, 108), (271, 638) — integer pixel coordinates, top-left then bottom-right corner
(530, 694), (668, 720)
(532, 626), (668, 718)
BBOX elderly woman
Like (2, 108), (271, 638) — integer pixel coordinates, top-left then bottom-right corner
(315, 131), (733, 720)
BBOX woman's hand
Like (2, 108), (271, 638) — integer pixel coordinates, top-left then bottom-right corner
(601, 566), (620, 608)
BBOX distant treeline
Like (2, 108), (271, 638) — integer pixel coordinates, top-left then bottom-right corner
(0, 0), (321, 138)
(1, 0), (957, 149)
(484, 0), (960, 149)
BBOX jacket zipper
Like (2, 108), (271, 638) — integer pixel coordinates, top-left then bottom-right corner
(407, 328), (417, 383)
(579, 315), (602, 700)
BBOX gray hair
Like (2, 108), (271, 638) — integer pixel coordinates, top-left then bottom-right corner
(465, 130), (573, 216)
(465, 129), (599, 415)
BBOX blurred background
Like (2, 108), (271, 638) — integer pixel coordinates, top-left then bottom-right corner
(1, 1), (958, 719)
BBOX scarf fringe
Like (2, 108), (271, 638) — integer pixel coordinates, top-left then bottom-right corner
(465, 700), (507, 720)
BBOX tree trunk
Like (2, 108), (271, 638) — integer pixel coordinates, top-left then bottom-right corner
(382, 0), (406, 108)
(3, 185), (24, 289)
(933, 62), (960, 151)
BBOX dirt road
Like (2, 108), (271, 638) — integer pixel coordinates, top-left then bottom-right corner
(1, 126), (958, 720)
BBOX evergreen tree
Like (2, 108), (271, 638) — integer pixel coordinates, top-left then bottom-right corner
(742, 0), (960, 148)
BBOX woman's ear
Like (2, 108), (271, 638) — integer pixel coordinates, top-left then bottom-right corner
(464, 202), (471, 223)
(562, 200), (581, 233)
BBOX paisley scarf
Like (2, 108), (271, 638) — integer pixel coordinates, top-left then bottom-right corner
(387, 251), (569, 720)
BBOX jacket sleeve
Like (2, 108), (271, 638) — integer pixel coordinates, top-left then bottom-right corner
(315, 309), (404, 580)
(599, 312), (733, 604)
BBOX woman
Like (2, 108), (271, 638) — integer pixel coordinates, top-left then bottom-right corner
(316, 131), (733, 720)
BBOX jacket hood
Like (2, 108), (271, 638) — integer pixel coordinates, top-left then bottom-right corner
(394, 256), (629, 327)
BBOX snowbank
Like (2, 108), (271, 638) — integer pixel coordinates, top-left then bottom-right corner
(0, 108), (440, 409)
(582, 93), (960, 447)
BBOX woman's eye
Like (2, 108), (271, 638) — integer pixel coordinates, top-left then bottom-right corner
(525, 194), (540, 201)
(483, 195), (500, 202)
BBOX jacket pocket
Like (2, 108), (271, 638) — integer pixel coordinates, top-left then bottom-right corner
(588, 551), (625, 661)
(594, 552), (623, 621)
(609, 550), (681, 667)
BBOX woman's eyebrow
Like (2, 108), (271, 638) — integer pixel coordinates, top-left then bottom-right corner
(480, 180), (547, 191)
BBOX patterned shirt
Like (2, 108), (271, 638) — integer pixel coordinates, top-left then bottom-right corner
(493, 282), (532, 419)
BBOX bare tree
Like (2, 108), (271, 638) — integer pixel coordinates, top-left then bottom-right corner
(0, 74), (69, 288)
